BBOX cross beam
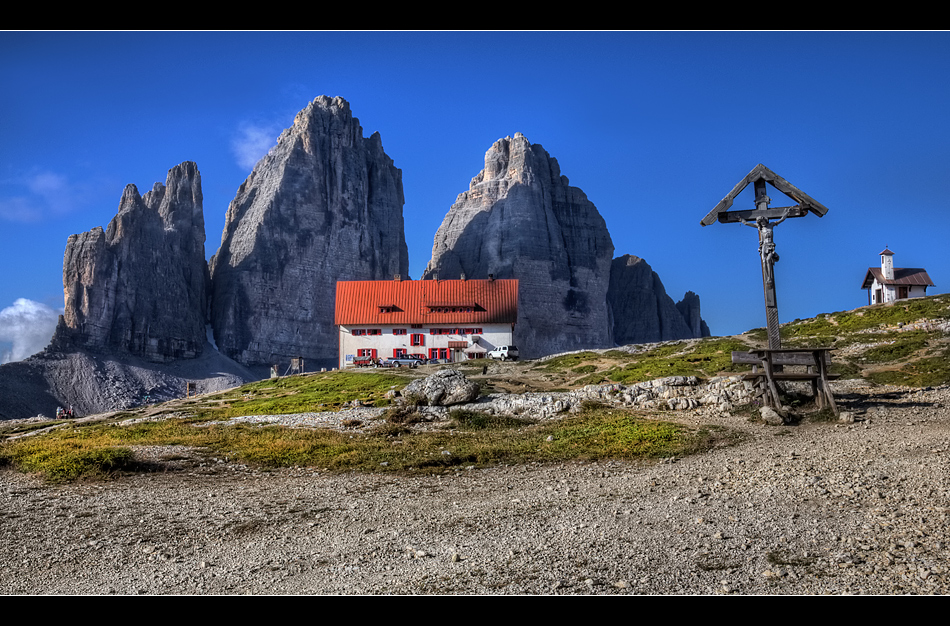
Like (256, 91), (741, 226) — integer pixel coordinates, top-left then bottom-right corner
(700, 163), (829, 227)
(716, 205), (808, 224)
(702, 166), (828, 351)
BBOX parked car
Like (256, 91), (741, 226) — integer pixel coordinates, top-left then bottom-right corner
(352, 356), (377, 368)
(386, 357), (424, 368)
(408, 353), (429, 364)
(487, 345), (519, 361)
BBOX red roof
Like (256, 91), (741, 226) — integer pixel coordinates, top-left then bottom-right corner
(335, 279), (518, 325)
(861, 267), (934, 289)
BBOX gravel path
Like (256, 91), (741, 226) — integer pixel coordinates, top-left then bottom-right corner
(2, 381), (948, 595)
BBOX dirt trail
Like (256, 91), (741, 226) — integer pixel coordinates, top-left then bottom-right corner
(2, 380), (948, 595)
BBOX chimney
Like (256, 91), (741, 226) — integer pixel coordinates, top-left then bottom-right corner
(393, 274), (401, 282)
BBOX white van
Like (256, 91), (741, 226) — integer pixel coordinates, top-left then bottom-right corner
(487, 345), (519, 361)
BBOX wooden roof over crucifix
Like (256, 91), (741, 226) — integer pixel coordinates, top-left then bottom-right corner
(699, 164), (830, 226)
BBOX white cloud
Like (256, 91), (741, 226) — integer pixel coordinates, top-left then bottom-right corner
(0, 298), (61, 364)
(232, 122), (281, 170)
(0, 196), (43, 222)
(0, 169), (79, 222)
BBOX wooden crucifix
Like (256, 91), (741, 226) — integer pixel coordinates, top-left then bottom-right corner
(700, 164), (829, 350)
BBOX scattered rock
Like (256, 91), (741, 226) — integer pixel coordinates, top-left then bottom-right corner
(402, 369), (479, 406)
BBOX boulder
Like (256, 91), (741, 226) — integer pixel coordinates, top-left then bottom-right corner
(760, 406), (785, 425)
(402, 369), (480, 406)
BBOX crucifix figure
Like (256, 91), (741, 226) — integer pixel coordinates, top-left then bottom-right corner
(738, 207), (790, 304)
(700, 165), (829, 351)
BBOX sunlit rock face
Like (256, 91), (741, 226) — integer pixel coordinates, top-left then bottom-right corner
(424, 133), (614, 358)
(210, 96), (408, 367)
(51, 161), (209, 362)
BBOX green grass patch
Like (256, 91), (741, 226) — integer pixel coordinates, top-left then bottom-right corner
(0, 405), (735, 481)
(448, 409), (535, 430)
(781, 294), (950, 342)
(830, 359), (863, 379)
(865, 348), (950, 387)
(536, 338), (753, 386)
(188, 371), (408, 419)
(745, 328), (768, 342)
(574, 371), (614, 386)
(0, 431), (137, 482)
(538, 352), (607, 372)
(854, 331), (930, 363)
(780, 316), (838, 342)
(607, 338), (750, 384)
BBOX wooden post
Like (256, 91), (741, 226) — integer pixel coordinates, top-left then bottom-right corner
(753, 180), (782, 350)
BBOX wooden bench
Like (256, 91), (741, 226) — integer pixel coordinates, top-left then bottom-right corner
(732, 348), (838, 416)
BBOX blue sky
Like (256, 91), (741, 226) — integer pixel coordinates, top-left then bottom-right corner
(2, 31), (948, 360)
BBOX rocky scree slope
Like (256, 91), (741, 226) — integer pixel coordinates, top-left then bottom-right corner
(0, 162), (253, 419)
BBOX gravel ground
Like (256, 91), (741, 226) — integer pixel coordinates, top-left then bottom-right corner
(2, 380), (948, 595)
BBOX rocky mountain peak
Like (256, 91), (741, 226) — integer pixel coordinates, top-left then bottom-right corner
(50, 162), (209, 362)
(424, 133), (614, 358)
(608, 255), (709, 345)
(209, 96), (408, 368)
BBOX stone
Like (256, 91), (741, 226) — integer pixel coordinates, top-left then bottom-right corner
(210, 96), (408, 368)
(423, 133), (614, 359)
(760, 406), (785, 425)
(49, 162), (209, 362)
(608, 255), (709, 345)
(402, 369), (480, 406)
